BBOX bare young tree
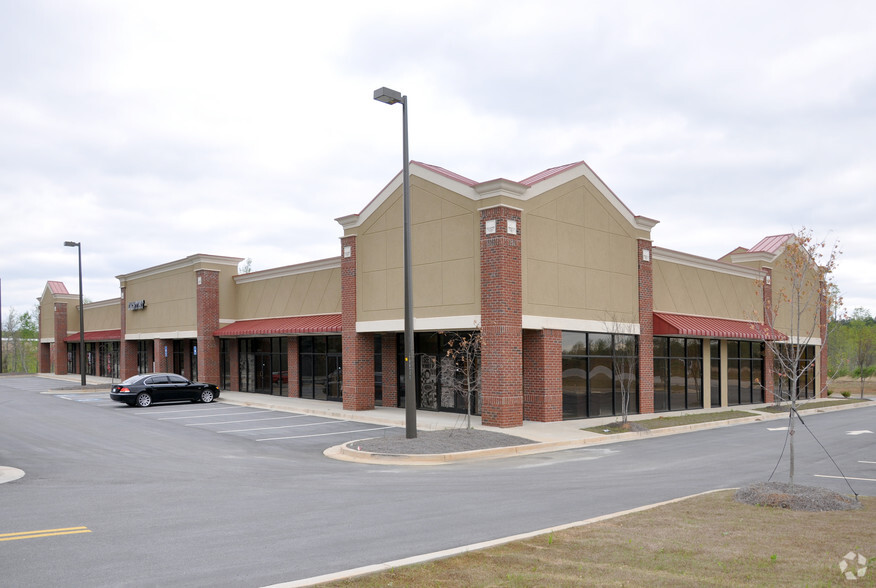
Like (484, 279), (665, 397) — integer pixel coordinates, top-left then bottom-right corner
(444, 330), (482, 429)
(756, 228), (841, 487)
(603, 317), (638, 426)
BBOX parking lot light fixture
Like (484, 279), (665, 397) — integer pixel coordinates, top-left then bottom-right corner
(374, 86), (416, 439)
(64, 240), (86, 386)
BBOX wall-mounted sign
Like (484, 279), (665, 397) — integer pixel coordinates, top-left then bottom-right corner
(128, 299), (147, 311)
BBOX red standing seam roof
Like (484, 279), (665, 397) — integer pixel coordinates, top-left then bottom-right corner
(412, 162), (479, 187)
(519, 161), (587, 186)
(213, 314), (342, 337)
(748, 234), (792, 254)
(654, 313), (786, 341)
(63, 329), (122, 342)
(48, 281), (69, 295)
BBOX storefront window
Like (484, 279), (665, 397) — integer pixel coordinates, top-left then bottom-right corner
(727, 340), (764, 405)
(773, 344), (815, 401)
(653, 336), (702, 412)
(299, 336), (341, 401)
(137, 341), (153, 374)
(562, 331), (639, 419)
(395, 332), (480, 414)
(239, 338), (288, 396)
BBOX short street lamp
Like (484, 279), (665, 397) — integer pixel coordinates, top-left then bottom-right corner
(64, 241), (86, 386)
(374, 86), (416, 439)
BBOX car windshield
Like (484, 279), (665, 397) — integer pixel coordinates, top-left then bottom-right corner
(121, 375), (143, 385)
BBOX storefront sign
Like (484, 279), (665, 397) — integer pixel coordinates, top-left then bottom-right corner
(128, 299), (147, 311)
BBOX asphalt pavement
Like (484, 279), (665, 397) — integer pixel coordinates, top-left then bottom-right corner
(2, 374), (873, 587)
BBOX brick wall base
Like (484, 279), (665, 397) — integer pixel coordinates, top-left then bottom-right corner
(522, 329), (562, 422)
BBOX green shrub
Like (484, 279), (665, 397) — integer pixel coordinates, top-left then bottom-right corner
(841, 391), (851, 398)
(826, 390), (833, 396)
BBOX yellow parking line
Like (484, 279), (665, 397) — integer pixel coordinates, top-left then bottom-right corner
(0, 527), (91, 542)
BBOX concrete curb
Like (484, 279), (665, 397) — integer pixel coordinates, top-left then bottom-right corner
(265, 488), (734, 587)
(324, 400), (875, 466)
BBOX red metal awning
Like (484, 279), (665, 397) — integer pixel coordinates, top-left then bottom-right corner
(653, 312), (786, 341)
(63, 329), (122, 343)
(213, 314), (342, 337)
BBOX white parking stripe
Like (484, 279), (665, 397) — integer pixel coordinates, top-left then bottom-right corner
(159, 410), (266, 420)
(219, 420), (344, 433)
(257, 426), (393, 441)
(861, 461), (876, 464)
(186, 414), (308, 426)
(143, 406), (251, 415)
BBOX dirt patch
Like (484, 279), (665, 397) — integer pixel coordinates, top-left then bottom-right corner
(735, 482), (861, 512)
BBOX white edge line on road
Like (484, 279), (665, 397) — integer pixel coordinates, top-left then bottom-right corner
(256, 426), (394, 441)
(187, 414), (308, 427)
(860, 461), (876, 464)
(262, 488), (733, 588)
(814, 474), (876, 482)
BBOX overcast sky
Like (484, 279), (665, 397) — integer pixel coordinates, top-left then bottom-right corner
(2, 0), (874, 326)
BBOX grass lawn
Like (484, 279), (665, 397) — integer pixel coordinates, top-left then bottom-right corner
(756, 398), (870, 413)
(324, 491), (875, 587)
(583, 410), (756, 435)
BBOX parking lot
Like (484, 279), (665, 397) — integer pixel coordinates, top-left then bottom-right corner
(55, 392), (402, 450)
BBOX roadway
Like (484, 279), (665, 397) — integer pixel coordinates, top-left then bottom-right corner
(1, 375), (873, 586)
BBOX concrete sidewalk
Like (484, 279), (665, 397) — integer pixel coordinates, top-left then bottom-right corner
(34, 373), (874, 464)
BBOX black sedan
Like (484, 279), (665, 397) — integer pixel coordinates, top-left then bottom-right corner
(110, 373), (220, 407)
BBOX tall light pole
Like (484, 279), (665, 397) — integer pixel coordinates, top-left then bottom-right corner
(64, 241), (86, 386)
(374, 86), (416, 439)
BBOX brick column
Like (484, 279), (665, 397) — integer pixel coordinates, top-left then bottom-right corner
(479, 206), (523, 428)
(341, 235), (375, 411)
(382, 333), (398, 408)
(155, 339), (172, 373)
(228, 338), (240, 391)
(287, 337), (300, 397)
(53, 302), (68, 375)
(637, 239), (654, 414)
(819, 279), (828, 397)
(118, 286), (138, 380)
(196, 269), (220, 386)
(522, 328), (562, 422)
(761, 267), (775, 403)
(40, 343), (51, 373)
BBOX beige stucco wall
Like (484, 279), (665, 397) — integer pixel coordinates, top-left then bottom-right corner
(120, 255), (241, 337)
(38, 293), (59, 340)
(82, 300), (121, 331)
(123, 266), (197, 335)
(354, 176), (480, 322)
(652, 259), (762, 321)
(522, 177), (646, 324)
(234, 266), (341, 319)
(768, 260), (820, 341)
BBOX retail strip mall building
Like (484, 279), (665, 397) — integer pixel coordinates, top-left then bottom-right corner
(38, 160), (827, 426)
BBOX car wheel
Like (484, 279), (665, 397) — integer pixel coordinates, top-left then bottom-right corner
(199, 389), (214, 403)
(135, 392), (152, 407)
